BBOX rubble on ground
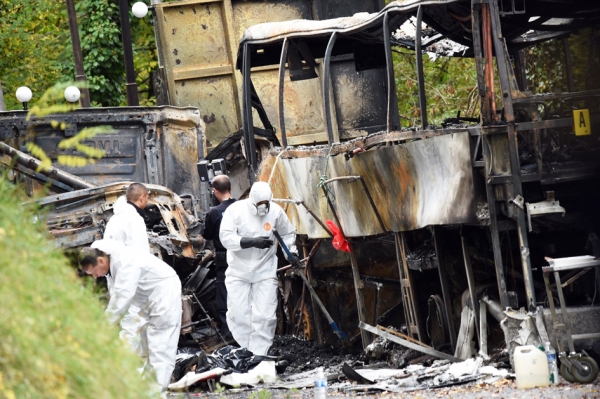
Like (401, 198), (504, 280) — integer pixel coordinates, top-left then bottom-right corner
(168, 331), (518, 395)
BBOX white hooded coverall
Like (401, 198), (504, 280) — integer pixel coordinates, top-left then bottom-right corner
(103, 196), (149, 357)
(92, 239), (182, 389)
(103, 196), (149, 251)
(219, 182), (296, 355)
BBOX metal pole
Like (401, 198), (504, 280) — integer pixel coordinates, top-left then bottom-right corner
(482, 137), (511, 309)
(118, 0), (139, 106)
(278, 38), (290, 147)
(320, 185), (370, 348)
(415, 5), (428, 129)
(65, 0), (91, 107)
(482, 4), (497, 123)
(432, 225), (456, 352)
(242, 43), (256, 183)
(471, 4), (487, 121)
(395, 232), (423, 341)
(323, 32), (338, 145)
(563, 39), (575, 93)
(489, 0), (536, 308)
(383, 12), (394, 132)
(0, 81), (6, 111)
(460, 226), (481, 343)
(512, 50), (528, 91)
(0, 142), (95, 189)
(350, 246), (372, 348)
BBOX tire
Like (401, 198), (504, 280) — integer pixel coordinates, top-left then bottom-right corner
(569, 356), (599, 384)
(561, 362), (576, 383)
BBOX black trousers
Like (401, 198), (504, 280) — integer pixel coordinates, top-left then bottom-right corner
(215, 252), (230, 335)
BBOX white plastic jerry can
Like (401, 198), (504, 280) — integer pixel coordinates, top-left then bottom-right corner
(514, 345), (550, 388)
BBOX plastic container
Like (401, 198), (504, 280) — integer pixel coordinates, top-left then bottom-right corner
(314, 367), (327, 399)
(545, 342), (560, 384)
(514, 345), (550, 388)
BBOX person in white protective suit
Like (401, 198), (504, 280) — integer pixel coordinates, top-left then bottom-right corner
(103, 183), (151, 357)
(79, 239), (182, 390)
(103, 183), (150, 251)
(219, 182), (297, 355)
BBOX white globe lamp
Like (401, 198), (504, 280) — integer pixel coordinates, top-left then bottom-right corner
(16, 86), (33, 110)
(132, 2), (148, 18)
(64, 86), (81, 103)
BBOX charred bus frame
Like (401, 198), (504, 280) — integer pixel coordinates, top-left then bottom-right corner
(236, 0), (600, 349)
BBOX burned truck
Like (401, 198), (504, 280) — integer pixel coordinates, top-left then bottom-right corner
(0, 105), (228, 347)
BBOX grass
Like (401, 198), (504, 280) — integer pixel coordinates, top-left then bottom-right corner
(0, 177), (156, 399)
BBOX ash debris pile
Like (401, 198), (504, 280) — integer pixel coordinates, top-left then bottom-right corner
(268, 335), (360, 375)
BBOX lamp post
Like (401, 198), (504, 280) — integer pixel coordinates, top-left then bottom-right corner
(118, 0), (140, 106)
(16, 87), (32, 111)
(0, 82), (6, 111)
(65, 0), (91, 107)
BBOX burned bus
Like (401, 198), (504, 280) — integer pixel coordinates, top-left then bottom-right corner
(217, 0), (600, 370)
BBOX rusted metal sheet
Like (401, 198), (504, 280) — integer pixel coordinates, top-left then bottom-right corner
(153, 0), (386, 151)
(252, 67), (327, 145)
(260, 154), (334, 237)
(259, 131), (477, 238)
(40, 182), (203, 260)
(153, 0), (241, 152)
(0, 106), (203, 208)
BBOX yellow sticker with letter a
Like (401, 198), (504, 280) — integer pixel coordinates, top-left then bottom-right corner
(573, 109), (591, 136)
(263, 222), (272, 232)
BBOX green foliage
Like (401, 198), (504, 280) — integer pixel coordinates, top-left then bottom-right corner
(0, 0), (70, 111)
(525, 28), (599, 94)
(0, 178), (155, 399)
(214, 382), (226, 393)
(393, 47), (479, 127)
(1, 0), (158, 109)
(130, 4), (158, 106)
(61, 0), (158, 106)
(249, 389), (273, 399)
(25, 143), (53, 172)
(62, 0), (126, 106)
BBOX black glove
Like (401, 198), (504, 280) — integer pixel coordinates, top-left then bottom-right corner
(240, 237), (274, 249)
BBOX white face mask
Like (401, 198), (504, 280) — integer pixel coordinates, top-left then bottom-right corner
(256, 203), (268, 216)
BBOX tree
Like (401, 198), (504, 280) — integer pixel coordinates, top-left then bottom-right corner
(393, 47), (479, 128)
(1, 0), (159, 109)
(0, 0), (70, 111)
(61, 0), (158, 106)
(62, 0), (126, 107)
(525, 28), (599, 94)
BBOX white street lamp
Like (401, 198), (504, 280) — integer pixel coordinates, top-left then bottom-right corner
(15, 86), (32, 110)
(132, 2), (148, 18)
(64, 86), (81, 103)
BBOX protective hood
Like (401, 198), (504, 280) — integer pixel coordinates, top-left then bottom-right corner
(249, 182), (273, 205)
(112, 196), (133, 216)
(249, 182), (273, 216)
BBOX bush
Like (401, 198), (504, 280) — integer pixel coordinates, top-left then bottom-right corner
(0, 178), (154, 399)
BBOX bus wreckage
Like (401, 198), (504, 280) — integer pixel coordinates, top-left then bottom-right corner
(1, 0), (600, 384)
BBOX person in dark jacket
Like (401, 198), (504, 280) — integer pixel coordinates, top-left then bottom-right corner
(201, 175), (236, 338)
